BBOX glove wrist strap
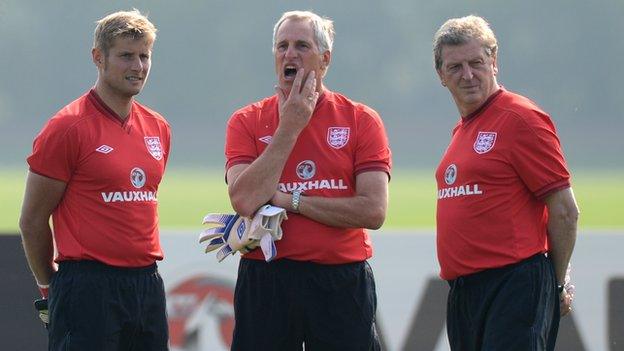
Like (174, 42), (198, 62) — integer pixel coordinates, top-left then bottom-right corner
(38, 286), (49, 299)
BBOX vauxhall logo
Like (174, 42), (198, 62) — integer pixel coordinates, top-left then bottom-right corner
(438, 163), (483, 199)
(101, 167), (157, 203)
(278, 160), (349, 193)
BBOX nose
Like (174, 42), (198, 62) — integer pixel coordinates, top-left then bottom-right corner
(130, 56), (144, 72)
(284, 45), (298, 59)
(461, 63), (473, 80)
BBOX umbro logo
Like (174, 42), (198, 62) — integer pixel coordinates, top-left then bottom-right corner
(96, 145), (114, 154)
(259, 136), (272, 144)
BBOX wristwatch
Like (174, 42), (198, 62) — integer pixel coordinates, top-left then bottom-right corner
(292, 190), (302, 212)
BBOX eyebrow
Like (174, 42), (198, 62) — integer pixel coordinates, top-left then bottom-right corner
(277, 39), (312, 46)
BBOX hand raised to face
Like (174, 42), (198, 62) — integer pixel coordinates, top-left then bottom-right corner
(275, 69), (319, 134)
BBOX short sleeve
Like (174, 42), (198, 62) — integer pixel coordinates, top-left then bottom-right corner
(354, 108), (392, 178)
(162, 121), (172, 167)
(27, 117), (79, 182)
(509, 110), (570, 199)
(225, 112), (257, 170)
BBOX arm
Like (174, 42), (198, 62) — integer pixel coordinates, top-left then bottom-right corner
(228, 70), (319, 217)
(270, 171), (389, 229)
(19, 171), (67, 288)
(544, 187), (579, 316)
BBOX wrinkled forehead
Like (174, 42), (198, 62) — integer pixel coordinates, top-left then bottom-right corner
(440, 38), (490, 64)
(275, 18), (315, 43)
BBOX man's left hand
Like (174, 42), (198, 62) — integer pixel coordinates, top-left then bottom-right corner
(560, 287), (574, 316)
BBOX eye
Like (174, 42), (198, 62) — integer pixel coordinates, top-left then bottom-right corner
(448, 64), (460, 72)
(276, 43), (287, 52)
(470, 59), (484, 67)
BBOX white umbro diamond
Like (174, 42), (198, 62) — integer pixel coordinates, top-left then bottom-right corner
(259, 136), (272, 144)
(96, 145), (114, 154)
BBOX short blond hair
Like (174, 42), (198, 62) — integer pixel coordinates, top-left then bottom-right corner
(272, 10), (335, 54)
(93, 9), (157, 55)
(433, 15), (497, 70)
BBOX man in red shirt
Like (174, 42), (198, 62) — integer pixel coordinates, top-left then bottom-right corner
(19, 10), (170, 350)
(433, 15), (579, 350)
(224, 10), (391, 350)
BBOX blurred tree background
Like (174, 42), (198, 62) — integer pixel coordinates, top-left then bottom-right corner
(0, 0), (622, 170)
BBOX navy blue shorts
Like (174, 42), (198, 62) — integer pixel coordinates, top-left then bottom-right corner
(232, 258), (381, 351)
(48, 260), (169, 351)
(446, 253), (560, 351)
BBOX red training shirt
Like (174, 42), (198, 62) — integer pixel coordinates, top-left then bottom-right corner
(435, 88), (571, 280)
(27, 89), (171, 267)
(226, 90), (392, 264)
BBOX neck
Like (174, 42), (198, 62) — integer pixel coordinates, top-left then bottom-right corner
(94, 82), (134, 120)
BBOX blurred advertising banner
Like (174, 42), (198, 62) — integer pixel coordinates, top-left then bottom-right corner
(159, 231), (623, 351)
(1, 231), (621, 350)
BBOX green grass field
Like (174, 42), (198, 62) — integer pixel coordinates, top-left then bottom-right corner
(1, 168), (622, 232)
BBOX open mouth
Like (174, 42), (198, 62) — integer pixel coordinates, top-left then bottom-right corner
(284, 66), (297, 79)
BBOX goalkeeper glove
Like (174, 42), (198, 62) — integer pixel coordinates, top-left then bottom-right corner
(199, 205), (287, 262)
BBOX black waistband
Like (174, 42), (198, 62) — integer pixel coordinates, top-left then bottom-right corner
(58, 260), (157, 275)
(242, 257), (365, 270)
(449, 253), (547, 287)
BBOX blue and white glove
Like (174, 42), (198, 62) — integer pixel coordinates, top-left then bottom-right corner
(199, 205), (287, 262)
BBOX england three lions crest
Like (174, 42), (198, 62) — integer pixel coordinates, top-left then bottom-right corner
(327, 127), (350, 149)
(144, 137), (163, 160)
(473, 132), (497, 154)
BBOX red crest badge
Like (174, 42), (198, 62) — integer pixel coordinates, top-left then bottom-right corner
(144, 137), (163, 160)
(327, 127), (350, 149)
(473, 132), (497, 154)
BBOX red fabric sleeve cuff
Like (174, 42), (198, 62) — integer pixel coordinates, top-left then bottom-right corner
(38, 286), (49, 299)
(225, 157), (255, 170)
(535, 179), (571, 200)
(354, 164), (391, 181)
(28, 167), (70, 183)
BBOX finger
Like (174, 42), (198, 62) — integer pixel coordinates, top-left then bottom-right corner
(310, 91), (320, 104)
(292, 68), (305, 95)
(303, 70), (316, 95)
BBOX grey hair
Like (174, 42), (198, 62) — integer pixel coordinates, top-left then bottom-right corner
(433, 15), (498, 70)
(272, 10), (335, 54)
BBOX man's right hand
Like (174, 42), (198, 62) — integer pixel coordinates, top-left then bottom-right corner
(275, 69), (319, 134)
(34, 298), (49, 327)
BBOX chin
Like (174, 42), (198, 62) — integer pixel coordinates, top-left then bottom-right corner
(127, 86), (144, 96)
(461, 93), (484, 104)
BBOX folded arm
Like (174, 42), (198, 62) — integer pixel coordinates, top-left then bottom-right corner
(271, 171), (389, 229)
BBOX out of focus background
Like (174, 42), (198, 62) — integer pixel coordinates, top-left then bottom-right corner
(2, 0), (623, 168)
(1, 1), (623, 350)
(1, 0), (622, 231)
